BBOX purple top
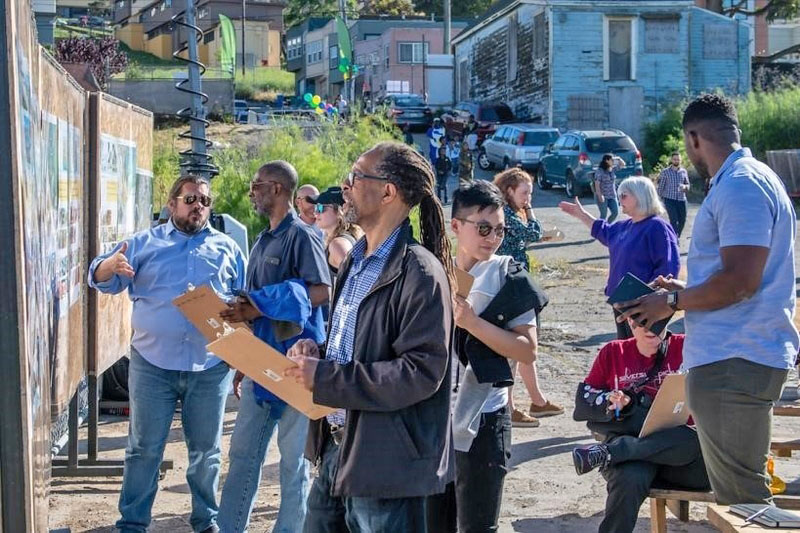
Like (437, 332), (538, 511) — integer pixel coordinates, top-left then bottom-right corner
(591, 216), (680, 296)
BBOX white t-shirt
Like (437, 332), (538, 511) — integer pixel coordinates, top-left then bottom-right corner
(459, 255), (538, 413)
(466, 132), (478, 151)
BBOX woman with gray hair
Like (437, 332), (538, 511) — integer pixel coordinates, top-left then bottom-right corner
(559, 177), (680, 338)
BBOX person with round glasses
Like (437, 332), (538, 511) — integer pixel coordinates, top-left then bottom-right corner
(309, 186), (364, 284)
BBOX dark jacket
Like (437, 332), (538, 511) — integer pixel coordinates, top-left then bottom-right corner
(306, 220), (454, 498)
(455, 261), (548, 386)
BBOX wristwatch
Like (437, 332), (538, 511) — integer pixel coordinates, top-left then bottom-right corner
(667, 291), (680, 311)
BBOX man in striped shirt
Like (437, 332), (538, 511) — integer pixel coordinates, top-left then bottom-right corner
(657, 152), (691, 237)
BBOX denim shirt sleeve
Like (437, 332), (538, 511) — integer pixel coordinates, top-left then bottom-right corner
(88, 239), (136, 294)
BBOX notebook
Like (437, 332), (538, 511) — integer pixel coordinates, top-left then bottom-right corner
(730, 504), (800, 528)
(607, 272), (673, 336)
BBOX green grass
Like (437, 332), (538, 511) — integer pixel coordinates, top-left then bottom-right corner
(54, 24), (113, 39)
(234, 68), (294, 100)
(119, 42), (183, 67)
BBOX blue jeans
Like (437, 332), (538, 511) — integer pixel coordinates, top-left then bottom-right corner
(597, 197), (619, 223)
(218, 378), (310, 533)
(117, 348), (233, 533)
(305, 434), (427, 533)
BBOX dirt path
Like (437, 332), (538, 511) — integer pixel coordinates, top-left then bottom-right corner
(49, 183), (800, 533)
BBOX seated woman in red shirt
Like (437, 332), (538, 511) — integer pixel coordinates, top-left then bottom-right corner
(572, 321), (710, 533)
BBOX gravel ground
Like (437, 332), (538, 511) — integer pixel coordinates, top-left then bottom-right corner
(49, 146), (800, 532)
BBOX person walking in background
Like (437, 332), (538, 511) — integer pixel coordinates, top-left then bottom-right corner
(403, 123), (414, 146)
(435, 145), (453, 204)
(286, 141), (455, 532)
(493, 168), (564, 427)
(560, 177), (680, 340)
(427, 117), (446, 165)
(89, 176), (247, 533)
(310, 186), (363, 284)
(295, 184), (324, 241)
(592, 154), (626, 223)
(459, 140), (474, 187)
(217, 161), (331, 533)
(615, 94), (799, 505)
(447, 137), (461, 177)
(657, 152), (691, 238)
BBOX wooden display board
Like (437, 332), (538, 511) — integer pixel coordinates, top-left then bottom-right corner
(87, 93), (153, 377)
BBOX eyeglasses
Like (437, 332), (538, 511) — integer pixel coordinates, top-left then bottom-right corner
(176, 194), (213, 207)
(314, 204), (333, 214)
(344, 169), (390, 187)
(456, 218), (506, 238)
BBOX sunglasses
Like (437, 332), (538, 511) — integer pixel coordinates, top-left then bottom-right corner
(314, 204), (333, 214)
(176, 194), (213, 207)
(344, 169), (390, 187)
(456, 218), (506, 238)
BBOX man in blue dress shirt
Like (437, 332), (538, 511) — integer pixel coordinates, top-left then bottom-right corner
(217, 161), (331, 533)
(88, 175), (247, 533)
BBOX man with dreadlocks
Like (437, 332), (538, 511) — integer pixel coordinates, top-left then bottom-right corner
(286, 141), (455, 532)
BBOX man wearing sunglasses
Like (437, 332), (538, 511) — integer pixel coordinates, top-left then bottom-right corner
(89, 176), (247, 533)
(217, 160), (331, 533)
(294, 183), (324, 240)
(286, 141), (455, 532)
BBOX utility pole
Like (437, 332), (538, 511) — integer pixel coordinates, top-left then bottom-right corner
(422, 33), (427, 102)
(443, 0), (451, 55)
(184, 0), (207, 174)
(338, 0), (349, 103)
(241, 0), (246, 76)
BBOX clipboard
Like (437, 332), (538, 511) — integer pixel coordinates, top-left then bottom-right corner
(455, 268), (474, 298)
(207, 328), (336, 420)
(638, 373), (689, 438)
(172, 284), (249, 343)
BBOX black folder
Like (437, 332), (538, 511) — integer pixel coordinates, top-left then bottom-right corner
(607, 273), (673, 336)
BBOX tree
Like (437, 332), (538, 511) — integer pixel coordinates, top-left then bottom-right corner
(55, 37), (128, 87)
(285, 0), (357, 28)
(720, 0), (800, 21)
(88, 0), (111, 17)
(413, 0), (493, 18)
(363, 0), (417, 16)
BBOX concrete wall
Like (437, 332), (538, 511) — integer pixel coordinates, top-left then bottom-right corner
(107, 78), (234, 115)
(116, 22), (145, 51)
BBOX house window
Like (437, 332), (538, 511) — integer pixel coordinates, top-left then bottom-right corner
(329, 44), (339, 68)
(197, 7), (208, 19)
(458, 58), (468, 101)
(507, 15), (518, 82)
(604, 17), (637, 81)
(203, 30), (214, 44)
(398, 42), (429, 64)
(307, 40), (323, 64)
(645, 18), (679, 54)
(534, 12), (546, 58)
(384, 43), (389, 68)
(287, 37), (303, 60)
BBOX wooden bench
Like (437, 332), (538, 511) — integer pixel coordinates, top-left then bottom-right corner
(771, 438), (800, 458)
(649, 488), (715, 533)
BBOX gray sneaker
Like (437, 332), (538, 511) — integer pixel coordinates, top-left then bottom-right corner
(572, 444), (610, 475)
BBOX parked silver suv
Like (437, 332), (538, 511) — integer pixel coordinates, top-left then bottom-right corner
(478, 124), (560, 171)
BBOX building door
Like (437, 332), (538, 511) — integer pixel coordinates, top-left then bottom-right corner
(608, 86), (643, 146)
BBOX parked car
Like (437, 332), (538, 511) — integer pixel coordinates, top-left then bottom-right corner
(380, 93), (433, 130)
(537, 129), (643, 197)
(442, 101), (515, 144)
(478, 124), (560, 171)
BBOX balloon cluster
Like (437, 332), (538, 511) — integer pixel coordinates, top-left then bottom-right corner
(303, 93), (339, 115)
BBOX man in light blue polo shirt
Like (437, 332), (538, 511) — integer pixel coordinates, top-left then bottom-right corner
(616, 94), (799, 504)
(89, 175), (247, 533)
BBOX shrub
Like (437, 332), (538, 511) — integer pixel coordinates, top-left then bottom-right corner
(643, 86), (800, 175)
(153, 111), (404, 243)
